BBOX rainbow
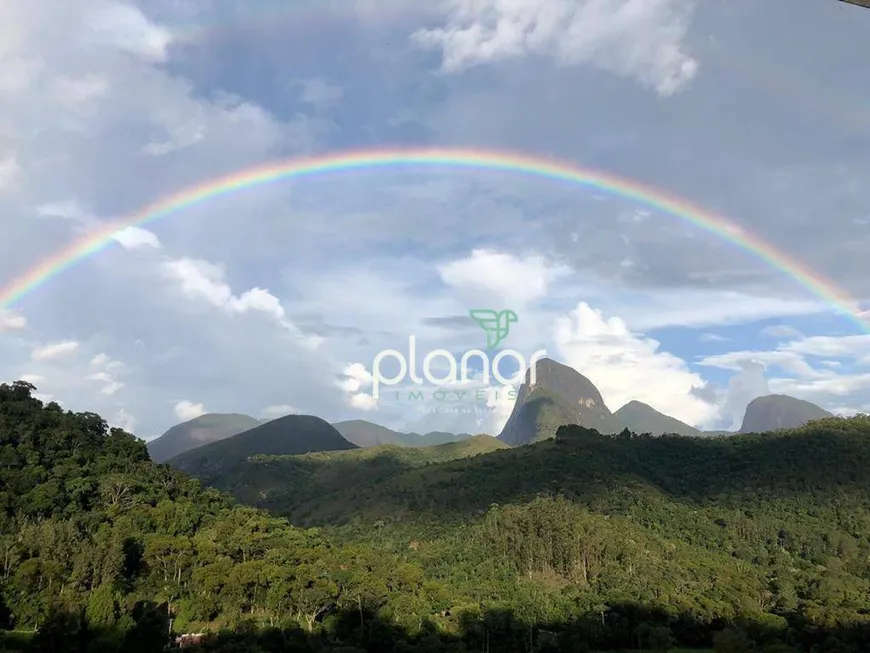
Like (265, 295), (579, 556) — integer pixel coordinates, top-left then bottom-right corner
(0, 147), (866, 332)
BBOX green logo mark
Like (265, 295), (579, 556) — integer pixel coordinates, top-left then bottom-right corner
(469, 309), (518, 349)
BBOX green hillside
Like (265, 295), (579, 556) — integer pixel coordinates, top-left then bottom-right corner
(5, 380), (870, 652)
(204, 434), (508, 516)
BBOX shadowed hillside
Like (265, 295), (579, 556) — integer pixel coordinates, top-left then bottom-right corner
(168, 413), (356, 482)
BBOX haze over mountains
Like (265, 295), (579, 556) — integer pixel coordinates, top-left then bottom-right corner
(149, 357), (837, 467)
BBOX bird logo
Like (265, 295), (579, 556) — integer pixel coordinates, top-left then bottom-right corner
(469, 309), (518, 349)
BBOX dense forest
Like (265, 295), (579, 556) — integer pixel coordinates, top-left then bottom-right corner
(2, 381), (870, 652)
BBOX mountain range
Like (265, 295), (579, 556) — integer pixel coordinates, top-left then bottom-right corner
(149, 357), (836, 467)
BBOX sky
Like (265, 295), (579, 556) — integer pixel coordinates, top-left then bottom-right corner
(1, 0), (869, 440)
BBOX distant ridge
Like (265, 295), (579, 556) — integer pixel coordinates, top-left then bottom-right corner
(740, 394), (833, 433)
(333, 420), (470, 448)
(147, 413), (260, 463)
(613, 400), (702, 437)
(168, 414), (356, 481)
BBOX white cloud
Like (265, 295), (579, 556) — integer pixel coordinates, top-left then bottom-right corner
(261, 404), (298, 419)
(111, 407), (137, 432)
(340, 362), (374, 392)
(163, 258), (252, 305)
(349, 393), (379, 411)
(111, 226), (161, 250)
(780, 334), (870, 358)
(413, 0), (699, 95)
(18, 373), (43, 384)
(698, 349), (822, 379)
(174, 400), (206, 421)
(0, 311), (27, 331)
(31, 340), (80, 361)
(340, 363), (379, 411)
(160, 258), (322, 349)
(699, 332), (727, 342)
(719, 360), (770, 430)
(760, 324), (804, 339)
(438, 248), (571, 307)
(82, 2), (173, 62)
(51, 74), (109, 105)
(86, 371), (124, 395)
(771, 373), (870, 398)
(554, 302), (718, 427)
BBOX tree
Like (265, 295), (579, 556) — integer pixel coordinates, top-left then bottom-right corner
(649, 625), (674, 652)
(714, 626), (753, 653)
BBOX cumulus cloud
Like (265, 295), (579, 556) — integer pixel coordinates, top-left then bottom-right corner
(438, 248), (571, 308)
(413, 0), (699, 95)
(340, 363), (379, 411)
(174, 400), (206, 421)
(111, 407), (137, 432)
(31, 340), (80, 361)
(111, 226), (161, 250)
(553, 302), (718, 427)
(160, 258), (323, 348)
(719, 360), (770, 430)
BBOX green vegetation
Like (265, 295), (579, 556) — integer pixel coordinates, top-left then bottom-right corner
(3, 380), (870, 652)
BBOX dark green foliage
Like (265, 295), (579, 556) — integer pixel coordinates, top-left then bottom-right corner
(3, 381), (870, 652)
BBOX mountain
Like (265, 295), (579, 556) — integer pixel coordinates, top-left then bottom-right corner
(333, 419), (471, 448)
(406, 430), (472, 446)
(168, 414), (356, 481)
(740, 394), (833, 433)
(333, 419), (405, 447)
(613, 400), (702, 437)
(498, 358), (623, 445)
(146, 413), (261, 463)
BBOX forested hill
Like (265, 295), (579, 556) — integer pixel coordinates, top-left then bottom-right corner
(210, 415), (870, 527)
(4, 380), (870, 652)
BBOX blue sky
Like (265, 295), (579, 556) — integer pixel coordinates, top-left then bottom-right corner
(1, 0), (869, 439)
